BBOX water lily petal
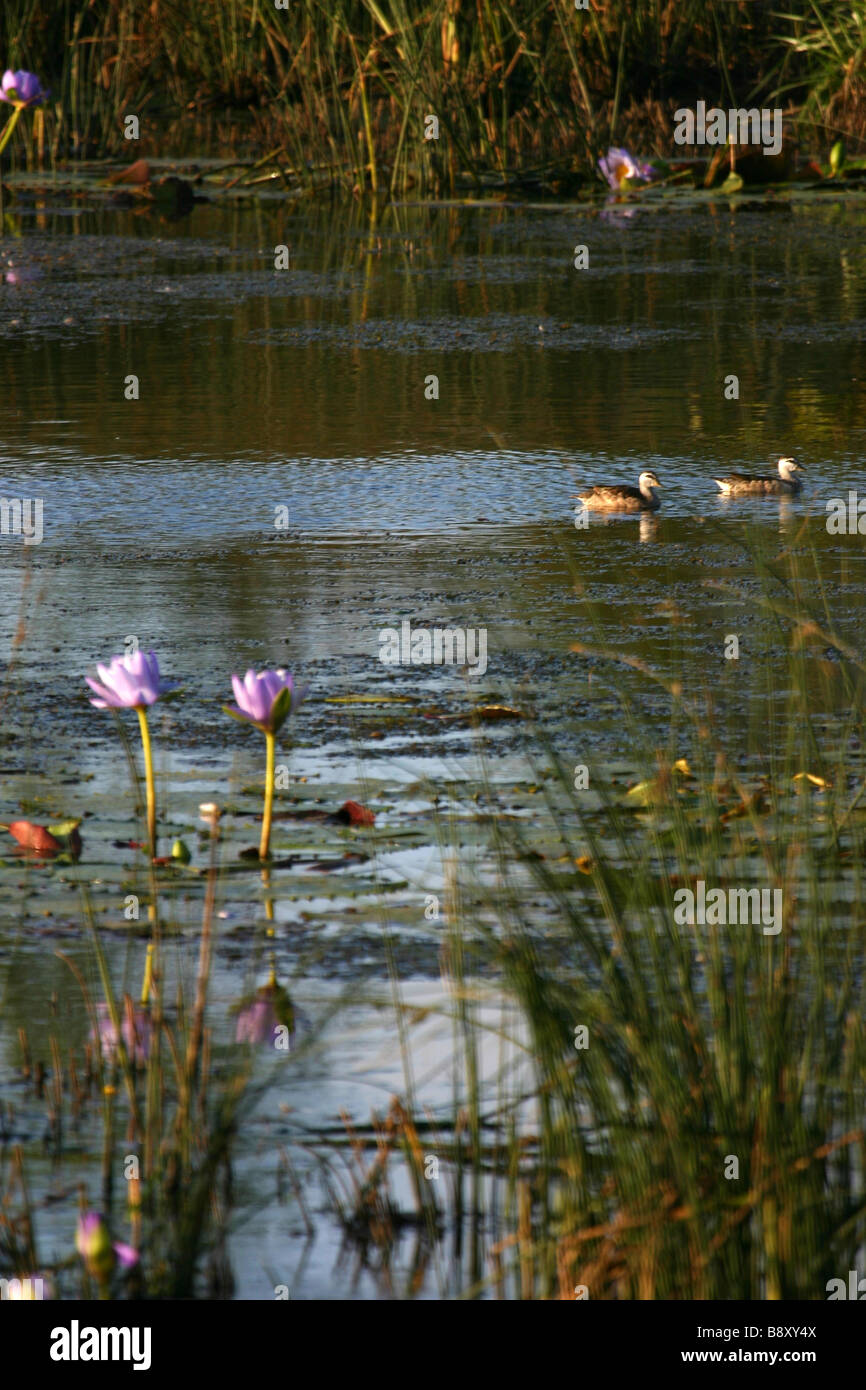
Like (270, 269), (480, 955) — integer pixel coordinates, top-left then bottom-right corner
(107, 664), (146, 705)
(245, 669), (270, 720)
(86, 677), (124, 708)
(112, 1242), (139, 1270)
(245, 671), (273, 723)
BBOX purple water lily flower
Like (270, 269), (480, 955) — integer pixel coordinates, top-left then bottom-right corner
(75, 1212), (138, 1284)
(86, 650), (171, 709)
(0, 69), (49, 108)
(598, 147), (656, 189)
(227, 668), (307, 735)
(225, 668), (307, 858)
(86, 651), (172, 859)
(92, 1001), (151, 1067)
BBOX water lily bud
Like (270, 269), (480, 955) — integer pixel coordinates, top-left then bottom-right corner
(224, 668), (308, 735)
(829, 140), (845, 176)
(75, 1212), (115, 1283)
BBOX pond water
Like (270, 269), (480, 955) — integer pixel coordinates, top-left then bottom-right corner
(1, 184), (865, 1297)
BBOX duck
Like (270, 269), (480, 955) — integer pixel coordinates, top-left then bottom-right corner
(714, 456), (804, 496)
(577, 470), (662, 513)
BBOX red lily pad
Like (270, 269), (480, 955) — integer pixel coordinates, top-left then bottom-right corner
(7, 820), (62, 854)
(108, 159), (152, 186)
(332, 800), (375, 826)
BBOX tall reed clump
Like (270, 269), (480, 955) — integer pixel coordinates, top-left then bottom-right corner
(432, 529), (866, 1298)
(85, 848), (244, 1298)
(770, 4), (866, 147)
(0, 843), (299, 1299)
(0, 715), (301, 1299)
(1, 2), (864, 188)
(3, 853), (254, 1298)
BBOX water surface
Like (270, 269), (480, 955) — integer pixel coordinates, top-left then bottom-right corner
(1, 187), (865, 1296)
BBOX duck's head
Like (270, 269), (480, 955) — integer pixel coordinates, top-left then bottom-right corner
(778, 456), (804, 479)
(639, 470), (662, 490)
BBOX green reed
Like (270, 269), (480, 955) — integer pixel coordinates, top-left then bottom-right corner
(0, 698), (308, 1300)
(2, 1), (864, 190)
(331, 520), (866, 1298)
(433, 524), (866, 1298)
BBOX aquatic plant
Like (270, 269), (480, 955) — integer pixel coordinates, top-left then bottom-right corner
(0, 68), (47, 157)
(597, 146), (655, 188)
(297, 520), (866, 1300)
(224, 668), (307, 861)
(436, 529), (866, 1298)
(91, 1000), (152, 1068)
(53, 876), (274, 1297)
(75, 1212), (138, 1292)
(4, 645), (310, 1301)
(0, 69), (47, 107)
(86, 650), (174, 859)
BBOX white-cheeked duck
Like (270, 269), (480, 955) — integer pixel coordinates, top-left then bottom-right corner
(577, 470), (663, 513)
(714, 456), (804, 496)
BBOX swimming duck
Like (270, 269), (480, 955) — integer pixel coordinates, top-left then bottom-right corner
(577, 470), (662, 513)
(714, 456), (804, 496)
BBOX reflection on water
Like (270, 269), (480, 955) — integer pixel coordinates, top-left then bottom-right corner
(2, 196), (865, 479)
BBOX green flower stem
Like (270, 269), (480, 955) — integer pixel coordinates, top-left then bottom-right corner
(0, 106), (24, 159)
(260, 729), (275, 861)
(136, 705), (157, 859)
